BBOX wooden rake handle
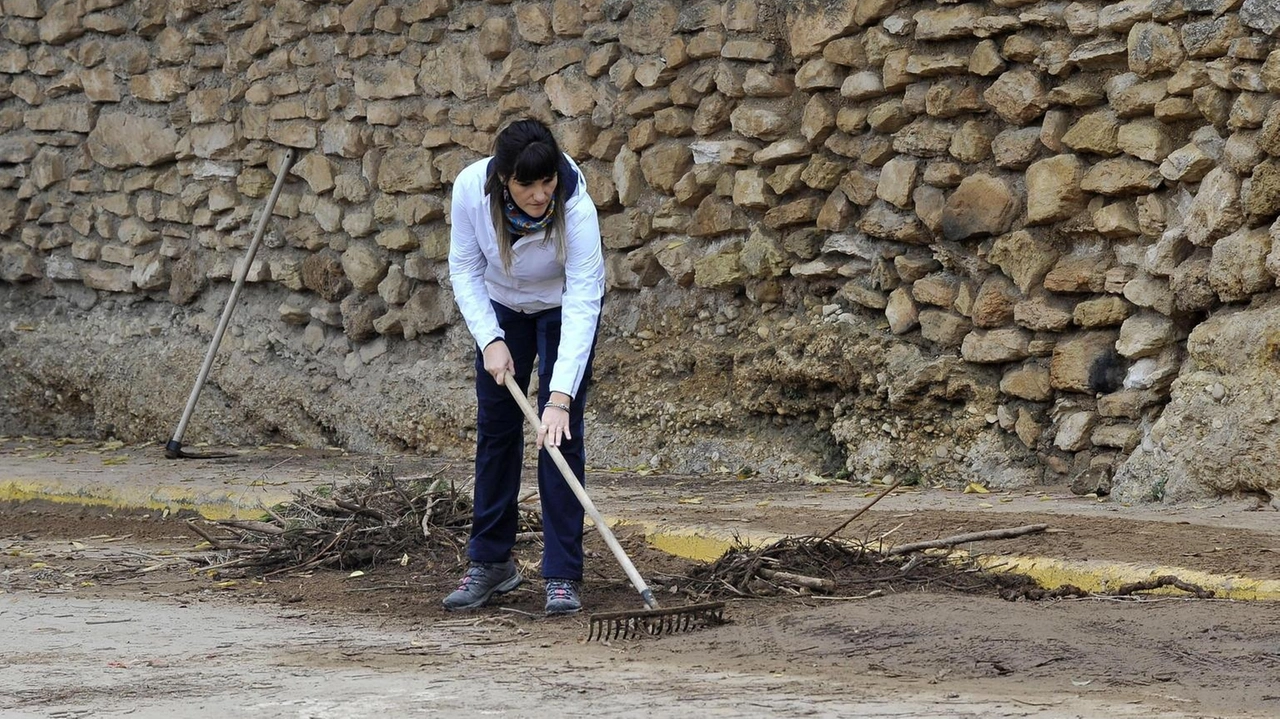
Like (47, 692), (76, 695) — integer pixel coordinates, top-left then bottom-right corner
(502, 375), (659, 610)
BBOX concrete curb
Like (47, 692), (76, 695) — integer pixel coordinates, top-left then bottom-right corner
(6, 478), (1279, 603)
(0, 478), (297, 521)
(974, 555), (1280, 602)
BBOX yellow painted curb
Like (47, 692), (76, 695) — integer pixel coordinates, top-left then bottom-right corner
(0, 479), (294, 521)
(608, 518), (780, 563)
(611, 518), (1280, 602)
(977, 555), (1280, 602)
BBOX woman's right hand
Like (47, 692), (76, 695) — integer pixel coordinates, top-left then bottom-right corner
(483, 340), (515, 386)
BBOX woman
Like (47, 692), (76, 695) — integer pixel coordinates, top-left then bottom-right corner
(445, 119), (605, 615)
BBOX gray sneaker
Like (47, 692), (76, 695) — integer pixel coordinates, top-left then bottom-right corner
(442, 560), (523, 610)
(545, 579), (582, 615)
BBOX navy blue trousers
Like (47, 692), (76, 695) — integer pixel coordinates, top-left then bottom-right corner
(468, 301), (593, 581)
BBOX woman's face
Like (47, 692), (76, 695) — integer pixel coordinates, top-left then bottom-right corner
(506, 174), (558, 218)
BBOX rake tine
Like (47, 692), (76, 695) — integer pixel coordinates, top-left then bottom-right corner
(586, 601), (727, 642)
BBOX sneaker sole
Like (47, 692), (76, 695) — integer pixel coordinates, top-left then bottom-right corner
(545, 605), (582, 616)
(442, 573), (523, 611)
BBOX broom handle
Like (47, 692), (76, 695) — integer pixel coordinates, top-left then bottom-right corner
(503, 375), (659, 610)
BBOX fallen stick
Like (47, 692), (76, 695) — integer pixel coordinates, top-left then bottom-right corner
(334, 498), (390, 521)
(886, 524), (1049, 556)
(266, 530), (346, 577)
(1113, 575), (1214, 599)
(817, 479), (903, 544)
(758, 568), (836, 593)
(806, 589), (886, 601)
(186, 520), (239, 549)
(397, 467), (450, 484)
(1003, 574), (1214, 601)
(217, 519), (285, 535)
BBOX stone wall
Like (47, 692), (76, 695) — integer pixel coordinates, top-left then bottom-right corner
(2, 0), (1280, 500)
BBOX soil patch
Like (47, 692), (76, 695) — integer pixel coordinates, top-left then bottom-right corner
(0, 502), (703, 629)
(6, 505), (1280, 718)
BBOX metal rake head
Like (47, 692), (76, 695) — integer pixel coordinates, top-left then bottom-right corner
(587, 601), (727, 641)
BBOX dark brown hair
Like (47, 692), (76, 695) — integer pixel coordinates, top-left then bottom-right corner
(484, 119), (569, 271)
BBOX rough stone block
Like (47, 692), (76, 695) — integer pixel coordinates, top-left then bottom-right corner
(1209, 226), (1273, 302)
(961, 328), (1032, 364)
(940, 174), (1019, 241)
(1050, 330), (1124, 393)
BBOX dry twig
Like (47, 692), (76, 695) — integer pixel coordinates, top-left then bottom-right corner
(885, 524), (1049, 556)
(817, 479), (903, 544)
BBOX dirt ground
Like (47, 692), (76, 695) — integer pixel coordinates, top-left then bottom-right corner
(4, 476), (1280, 717)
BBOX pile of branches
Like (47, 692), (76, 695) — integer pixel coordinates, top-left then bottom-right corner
(685, 524), (1216, 602)
(683, 480), (1214, 603)
(686, 526), (1049, 600)
(186, 467), (541, 576)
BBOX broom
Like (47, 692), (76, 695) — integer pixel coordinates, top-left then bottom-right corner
(503, 376), (725, 640)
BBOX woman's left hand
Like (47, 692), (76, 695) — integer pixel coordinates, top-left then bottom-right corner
(537, 394), (573, 450)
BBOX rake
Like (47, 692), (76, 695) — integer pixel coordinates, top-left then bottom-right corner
(165, 148), (298, 460)
(503, 376), (726, 640)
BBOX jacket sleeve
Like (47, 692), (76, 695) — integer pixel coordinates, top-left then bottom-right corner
(549, 194), (605, 398)
(448, 171), (503, 350)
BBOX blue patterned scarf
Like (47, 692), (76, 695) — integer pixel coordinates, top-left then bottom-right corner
(504, 191), (556, 237)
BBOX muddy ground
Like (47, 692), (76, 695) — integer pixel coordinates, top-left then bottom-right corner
(4, 479), (1280, 718)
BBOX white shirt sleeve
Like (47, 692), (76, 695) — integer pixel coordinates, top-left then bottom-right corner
(549, 197), (605, 398)
(448, 166), (504, 350)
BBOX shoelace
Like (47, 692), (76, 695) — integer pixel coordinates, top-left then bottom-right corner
(456, 567), (483, 591)
(547, 581), (575, 599)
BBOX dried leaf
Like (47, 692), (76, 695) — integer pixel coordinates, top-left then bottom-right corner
(963, 483), (990, 494)
(678, 496), (704, 505)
